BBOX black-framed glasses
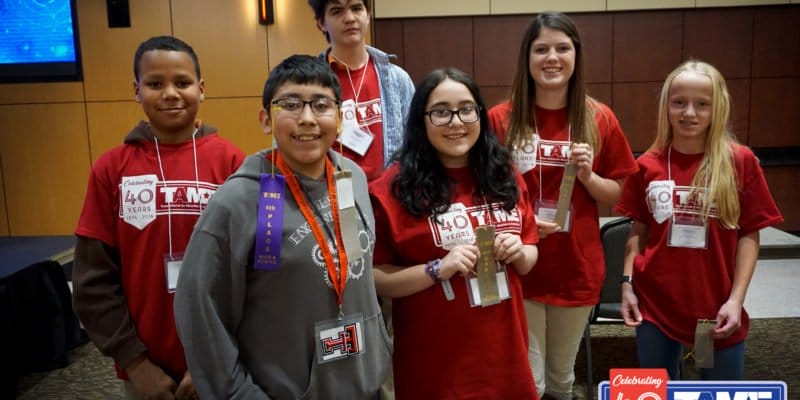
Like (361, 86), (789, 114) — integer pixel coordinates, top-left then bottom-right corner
(424, 105), (481, 126)
(271, 97), (340, 117)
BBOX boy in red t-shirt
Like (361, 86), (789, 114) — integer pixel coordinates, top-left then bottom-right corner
(72, 36), (244, 399)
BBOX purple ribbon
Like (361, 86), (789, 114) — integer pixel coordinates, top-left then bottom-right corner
(255, 174), (285, 271)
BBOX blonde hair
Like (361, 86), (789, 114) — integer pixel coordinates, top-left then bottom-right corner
(650, 60), (739, 228)
(506, 12), (600, 154)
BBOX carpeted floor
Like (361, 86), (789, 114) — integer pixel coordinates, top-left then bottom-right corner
(14, 318), (799, 399)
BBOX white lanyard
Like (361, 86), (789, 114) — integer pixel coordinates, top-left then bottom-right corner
(667, 145), (709, 216)
(153, 128), (200, 259)
(332, 53), (368, 103)
(667, 145), (708, 188)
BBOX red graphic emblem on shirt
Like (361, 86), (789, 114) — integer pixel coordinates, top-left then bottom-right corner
(609, 368), (668, 400)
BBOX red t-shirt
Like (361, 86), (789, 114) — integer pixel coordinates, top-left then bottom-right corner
(370, 165), (539, 400)
(75, 133), (244, 378)
(615, 144), (783, 348)
(488, 101), (638, 306)
(331, 57), (385, 181)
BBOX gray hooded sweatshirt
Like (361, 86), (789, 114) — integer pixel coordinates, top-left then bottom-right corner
(174, 150), (390, 399)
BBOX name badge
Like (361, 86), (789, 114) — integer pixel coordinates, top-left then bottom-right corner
(164, 254), (183, 293)
(535, 199), (572, 233)
(255, 174), (286, 270)
(339, 100), (374, 156)
(335, 170), (363, 261)
(468, 270), (510, 307)
(315, 313), (365, 363)
(668, 215), (708, 249)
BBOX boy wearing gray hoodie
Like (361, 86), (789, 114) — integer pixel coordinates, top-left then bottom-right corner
(174, 55), (389, 399)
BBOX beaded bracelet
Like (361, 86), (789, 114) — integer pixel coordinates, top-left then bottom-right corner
(425, 259), (442, 283)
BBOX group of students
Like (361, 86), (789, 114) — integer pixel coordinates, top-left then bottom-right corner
(70, 1), (783, 399)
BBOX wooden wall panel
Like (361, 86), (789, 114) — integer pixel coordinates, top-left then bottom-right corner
(612, 82), (662, 152)
(373, 20), (406, 68)
(752, 6), (800, 77)
(402, 18), (474, 83)
(491, 0), (605, 14)
(764, 167), (800, 232)
(749, 78), (800, 147)
(85, 102), (143, 162)
(266, 0), (329, 71)
(613, 11), (683, 82)
(473, 15), (530, 87)
(0, 82), (85, 105)
(172, 0), (269, 98)
(727, 79), (751, 144)
(0, 104), (90, 235)
(480, 86), (512, 109)
(78, 0), (172, 101)
(587, 83), (613, 108)
(200, 98), (268, 155)
(683, 8), (753, 78)
(571, 14), (613, 83)
(375, 0), (489, 18)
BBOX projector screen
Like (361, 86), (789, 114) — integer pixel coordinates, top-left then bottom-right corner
(0, 0), (83, 83)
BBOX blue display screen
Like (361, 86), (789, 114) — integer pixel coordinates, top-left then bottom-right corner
(0, 0), (82, 82)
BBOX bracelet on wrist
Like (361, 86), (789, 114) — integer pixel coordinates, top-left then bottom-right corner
(425, 259), (442, 283)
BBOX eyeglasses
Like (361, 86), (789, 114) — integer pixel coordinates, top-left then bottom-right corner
(424, 105), (481, 126)
(271, 97), (340, 118)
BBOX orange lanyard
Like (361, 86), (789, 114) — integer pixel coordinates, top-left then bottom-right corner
(274, 153), (349, 308)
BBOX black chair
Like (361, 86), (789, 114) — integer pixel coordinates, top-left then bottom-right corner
(583, 216), (632, 400)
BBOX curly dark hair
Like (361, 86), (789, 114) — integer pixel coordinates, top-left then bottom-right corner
(391, 68), (519, 220)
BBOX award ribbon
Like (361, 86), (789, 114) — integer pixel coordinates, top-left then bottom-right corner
(554, 163), (578, 229)
(475, 225), (500, 306)
(255, 171), (286, 270)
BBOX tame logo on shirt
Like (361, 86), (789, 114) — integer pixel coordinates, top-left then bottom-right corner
(430, 202), (523, 250)
(599, 380), (786, 400)
(354, 97), (382, 127)
(538, 138), (572, 167)
(119, 174), (219, 229)
(673, 185), (718, 219)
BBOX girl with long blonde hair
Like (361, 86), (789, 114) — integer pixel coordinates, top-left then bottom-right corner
(617, 60), (783, 379)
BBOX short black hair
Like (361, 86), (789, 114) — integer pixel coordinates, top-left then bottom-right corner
(133, 36), (201, 80)
(261, 55), (342, 109)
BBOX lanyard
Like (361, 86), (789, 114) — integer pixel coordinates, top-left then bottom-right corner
(332, 53), (368, 103)
(153, 126), (200, 260)
(274, 153), (350, 310)
(667, 145), (708, 188)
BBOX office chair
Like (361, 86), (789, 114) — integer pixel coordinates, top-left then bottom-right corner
(583, 216), (632, 400)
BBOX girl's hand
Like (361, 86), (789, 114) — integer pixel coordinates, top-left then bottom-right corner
(570, 143), (595, 182)
(493, 233), (524, 265)
(438, 245), (479, 279)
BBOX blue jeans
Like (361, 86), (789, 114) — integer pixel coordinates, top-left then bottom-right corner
(636, 321), (745, 379)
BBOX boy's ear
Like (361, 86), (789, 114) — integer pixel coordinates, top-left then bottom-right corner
(199, 79), (206, 101)
(133, 81), (141, 102)
(258, 108), (272, 135)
